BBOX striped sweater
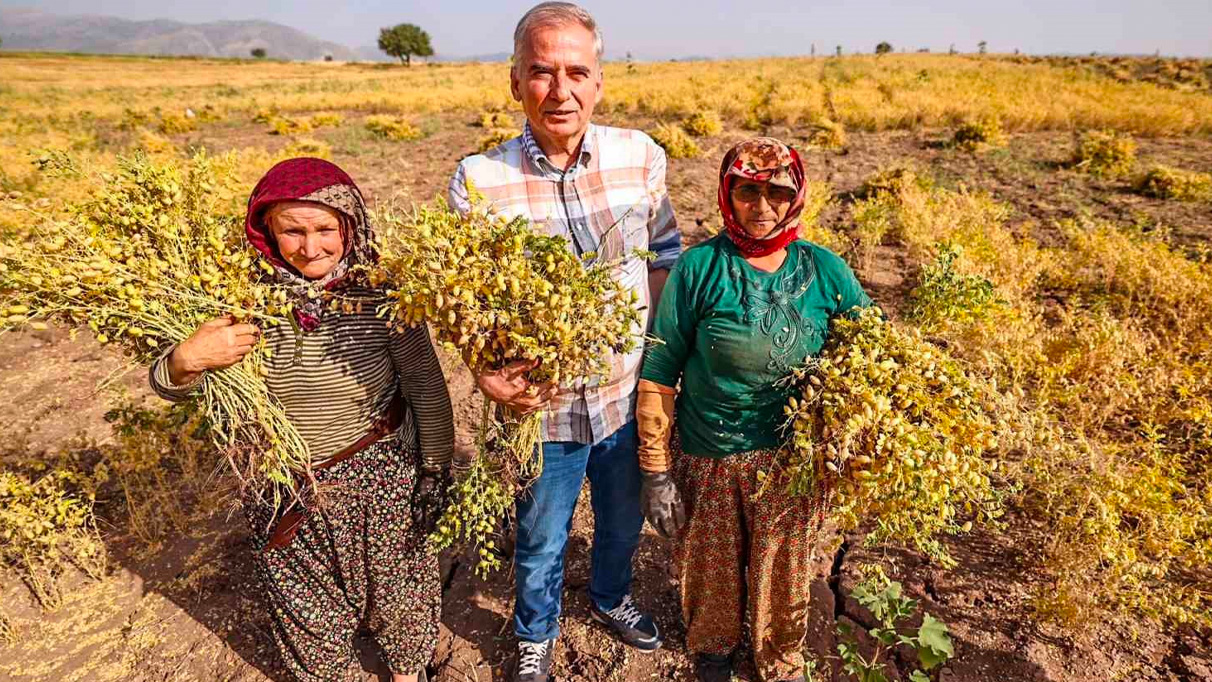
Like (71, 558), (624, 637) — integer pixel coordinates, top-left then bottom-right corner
(149, 287), (455, 469)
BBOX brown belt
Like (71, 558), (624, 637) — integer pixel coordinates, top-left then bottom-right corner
(264, 396), (407, 551)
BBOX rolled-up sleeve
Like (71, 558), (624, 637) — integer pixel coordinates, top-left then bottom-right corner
(645, 144), (680, 271)
(390, 324), (455, 469)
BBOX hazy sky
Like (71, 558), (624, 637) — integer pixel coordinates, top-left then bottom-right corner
(11, 0), (1212, 59)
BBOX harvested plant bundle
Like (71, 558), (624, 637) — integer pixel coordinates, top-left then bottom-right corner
(372, 201), (644, 574)
(0, 152), (307, 508)
(778, 307), (1004, 564)
(1073, 130), (1136, 179)
(1135, 165), (1212, 202)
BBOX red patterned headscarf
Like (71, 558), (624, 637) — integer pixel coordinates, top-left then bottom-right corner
(246, 157), (377, 331)
(717, 138), (807, 258)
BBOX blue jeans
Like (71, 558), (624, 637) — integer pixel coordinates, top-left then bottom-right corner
(513, 420), (642, 643)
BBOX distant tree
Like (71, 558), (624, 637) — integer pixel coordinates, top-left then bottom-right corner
(918, 48), (931, 53)
(949, 43), (957, 55)
(875, 41), (893, 55)
(836, 45), (843, 57)
(251, 48), (267, 59)
(378, 23), (434, 66)
(978, 40), (988, 55)
(324, 54), (334, 62)
(811, 43), (816, 56)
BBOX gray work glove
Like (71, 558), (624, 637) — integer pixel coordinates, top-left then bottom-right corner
(641, 471), (687, 539)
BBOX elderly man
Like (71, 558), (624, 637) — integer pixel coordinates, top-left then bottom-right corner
(448, 3), (680, 681)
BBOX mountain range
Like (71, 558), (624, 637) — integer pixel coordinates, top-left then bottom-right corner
(0, 7), (391, 61)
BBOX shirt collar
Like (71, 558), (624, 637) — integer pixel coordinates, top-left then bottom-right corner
(522, 121), (595, 175)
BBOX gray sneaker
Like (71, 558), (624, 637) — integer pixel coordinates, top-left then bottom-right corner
(588, 594), (662, 652)
(514, 638), (554, 682)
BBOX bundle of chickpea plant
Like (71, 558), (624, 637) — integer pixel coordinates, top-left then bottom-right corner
(776, 306), (1006, 566)
(0, 151), (310, 512)
(371, 198), (645, 576)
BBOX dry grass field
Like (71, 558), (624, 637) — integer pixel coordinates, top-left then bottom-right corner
(1, 52), (1210, 682)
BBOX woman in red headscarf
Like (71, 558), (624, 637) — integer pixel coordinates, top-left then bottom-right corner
(635, 138), (872, 682)
(149, 158), (453, 682)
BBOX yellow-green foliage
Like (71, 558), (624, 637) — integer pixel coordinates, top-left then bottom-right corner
(1013, 54), (1212, 93)
(0, 152), (306, 510)
(1135, 165), (1212, 202)
(477, 111), (513, 128)
(799, 180), (833, 231)
(194, 104), (223, 123)
(6, 54), (1212, 147)
(119, 108), (152, 131)
(372, 200), (645, 575)
(865, 170), (1212, 627)
(283, 137), (333, 159)
(137, 130), (176, 155)
(478, 127), (521, 153)
(851, 172), (1031, 294)
(649, 122), (701, 159)
(252, 106), (280, 123)
(100, 402), (226, 543)
(800, 224), (850, 255)
(308, 112), (344, 128)
(0, 469), (106, 608)
(858, 164), (933, 198)
(268, 115), (313, 136)
(0, 610), (12, 644)
(952, 117), (1008, 152)
(779, 307), (1004, 566)
(156, 112), (196, 135)
(850, 193), (896, 270)
(365, 115), (423, 141)
(797, 181), (848, 253)
(806, 117), (847, 151)
(1074, 130), (1137, 179)
(682, 110), (724, 137)
(907, 245), (1005, 331)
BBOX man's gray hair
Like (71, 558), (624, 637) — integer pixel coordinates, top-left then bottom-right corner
(512, 2), (604, 68)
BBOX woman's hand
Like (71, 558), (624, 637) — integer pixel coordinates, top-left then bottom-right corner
(473, 359), (557, 416)
(167, 316), (261, 386)
(641, 471), (686, 538)
(411, 467), (451, 533)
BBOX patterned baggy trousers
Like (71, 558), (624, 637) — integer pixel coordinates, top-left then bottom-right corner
(245, 437), (441, 682)
(674, 442), (825, 682)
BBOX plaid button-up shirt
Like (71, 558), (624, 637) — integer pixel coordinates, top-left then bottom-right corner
(449, 122), (681, 445)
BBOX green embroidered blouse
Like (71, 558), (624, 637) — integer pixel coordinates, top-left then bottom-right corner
(640, 235), (872, 458)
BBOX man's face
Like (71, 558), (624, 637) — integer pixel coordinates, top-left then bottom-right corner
(511, 23), (603, 149)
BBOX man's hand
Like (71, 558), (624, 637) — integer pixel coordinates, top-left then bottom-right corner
(168, 317), (260, 386)
(473, 359), (557, 415)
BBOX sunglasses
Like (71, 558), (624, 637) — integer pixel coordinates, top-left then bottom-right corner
(730, 182), (797, 205)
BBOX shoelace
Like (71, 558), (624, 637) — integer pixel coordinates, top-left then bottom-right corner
(517, 639), (550, 675)
(604, 594), (645, 629)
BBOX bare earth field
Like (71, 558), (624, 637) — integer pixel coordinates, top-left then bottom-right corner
(2, 107), (1211, 682)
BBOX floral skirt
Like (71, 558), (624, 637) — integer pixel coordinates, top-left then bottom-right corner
(673, 435), (826, 682)
(244, 436), (440, 682)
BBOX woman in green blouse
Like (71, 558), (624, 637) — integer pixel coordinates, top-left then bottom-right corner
(635, 138), (871, 682)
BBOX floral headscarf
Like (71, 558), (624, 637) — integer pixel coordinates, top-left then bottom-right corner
(245, 158), (377, 331)
(717, 137), (807, 258)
